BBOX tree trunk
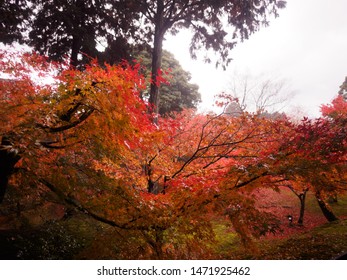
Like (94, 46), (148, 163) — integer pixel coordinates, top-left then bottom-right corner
(297, 191), (307, 225)
(148, 0), (166, 120)
(145, 229), (164, 259)
(315, 190), (339, 222)
(70, 34), (80, 68)
(287, 186), (308, 225)
(70, 0), (87, 68)
(0, 138), (21, 203)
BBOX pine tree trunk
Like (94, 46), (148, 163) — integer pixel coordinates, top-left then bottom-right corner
(149, 32), (164, 116)
(148, 0), (166, 120)
(315, 190), (339, 222)
(70, 34), (80, 67)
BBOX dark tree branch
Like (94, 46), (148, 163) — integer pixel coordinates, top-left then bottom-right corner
(39, 139), (84, 149)
(37, 107), (95, 133)
(39, 178), (149, 230)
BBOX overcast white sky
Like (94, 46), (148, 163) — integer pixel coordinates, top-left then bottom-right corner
(164, 0), (347, 118)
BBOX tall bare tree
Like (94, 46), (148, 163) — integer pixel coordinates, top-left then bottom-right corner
(226, 72), (292, 115)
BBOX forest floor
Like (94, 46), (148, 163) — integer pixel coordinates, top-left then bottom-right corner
(1, 188), (346, 259)
(214, 189), (347, 260)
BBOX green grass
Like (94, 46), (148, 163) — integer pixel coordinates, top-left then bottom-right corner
(257, 219), (347, 259)
(331, 196), (347, 217)
(213, 193), (347, 260)
(212, 220), (239, 257)
(213, 219), (347, 260)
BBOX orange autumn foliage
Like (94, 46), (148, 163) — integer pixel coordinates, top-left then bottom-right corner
(1, 51), (346, 259)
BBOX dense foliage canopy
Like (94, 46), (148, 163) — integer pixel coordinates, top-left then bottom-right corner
(0, 51), (346, 259)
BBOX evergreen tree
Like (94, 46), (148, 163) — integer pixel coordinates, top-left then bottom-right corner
(136, 49), (201, 115)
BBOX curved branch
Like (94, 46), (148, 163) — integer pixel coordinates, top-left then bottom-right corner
(39, 178), (148, 230)
(39, 139), (83, 149)
(37, 107), (95, 133)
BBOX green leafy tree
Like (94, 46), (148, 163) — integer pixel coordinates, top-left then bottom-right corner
(136, 49), (201, 115)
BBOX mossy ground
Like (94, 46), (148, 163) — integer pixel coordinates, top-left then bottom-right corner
(213, 192), (347, 260)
